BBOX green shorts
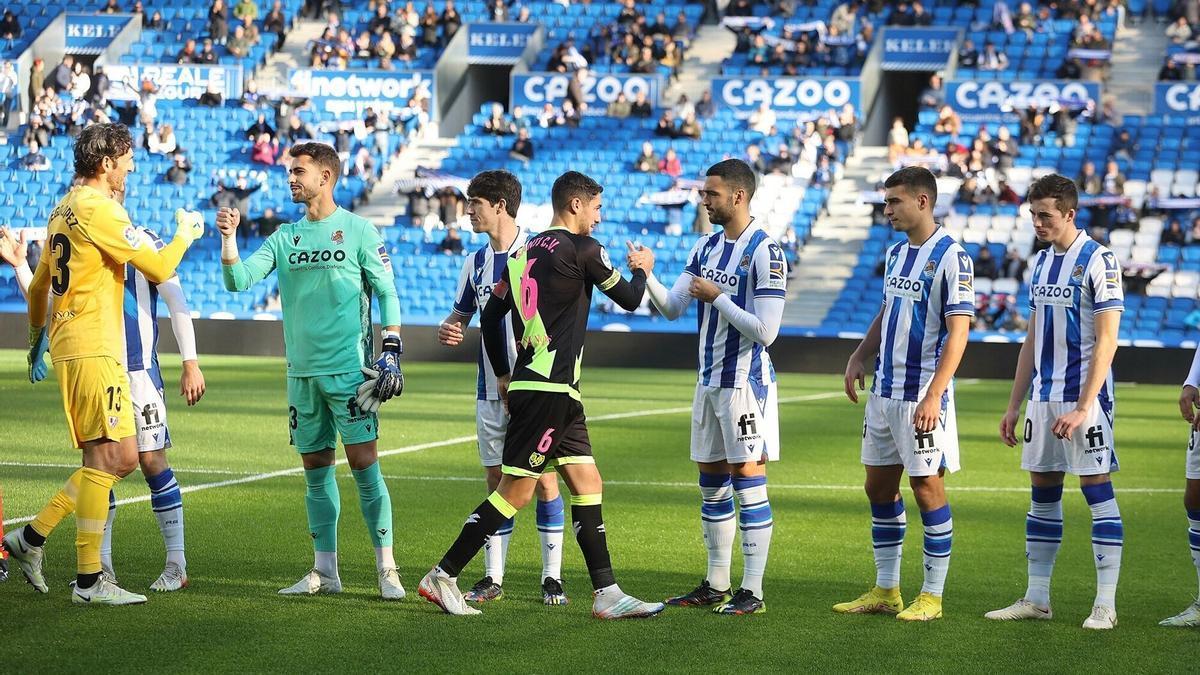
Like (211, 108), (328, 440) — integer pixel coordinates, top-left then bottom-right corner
(287, 372), (379, 453)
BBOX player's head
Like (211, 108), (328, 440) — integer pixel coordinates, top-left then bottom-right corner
(882, 166), (937, 233)
(702, 159), (756, 227)
(466, 170), (522, 235)
(287, 142), (340, 204)
(551, 171), (603, 236)
(74, 122), (134, 195)
(1027, 173), (1078, 244)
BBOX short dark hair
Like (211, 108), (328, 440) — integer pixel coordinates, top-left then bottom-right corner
(467, 170), (522, 217)
(1027, 173), (1078, 215)
(705, 158), (757, 200)
(288, 142), (341, 184)
(74, 122), (133, 178)
(551, 170), (603, 213)
(883, 166), (938, 206)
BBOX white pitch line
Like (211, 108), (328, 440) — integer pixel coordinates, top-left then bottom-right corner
(3, 392), (847, 526)
(0, 461), (259, 476)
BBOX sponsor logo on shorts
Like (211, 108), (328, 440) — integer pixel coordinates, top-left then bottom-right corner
(737, 413), (759, 442)
(528, 452), (546, 468)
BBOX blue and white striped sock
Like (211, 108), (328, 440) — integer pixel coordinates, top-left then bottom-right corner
(734, 475), (773, 599)
(700, 472), (735, 591)
(484, 517), (515, 585)
(147, 468), (186, 569)
(1025, 484), (1063, 607)
(537, 495), (565, 581)
(870, 498), (906, 590)
(1188, 509), (1200, 598)
(921, 504), (952, 596)
(1083, 482), (1123, 609)
(100, 489), (116, 572)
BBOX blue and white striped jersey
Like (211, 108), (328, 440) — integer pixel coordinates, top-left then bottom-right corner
(871, 228), (975, 402)
(684, 223), (787, 388)
(123, 228), (166, 373)
(1027, 231), (1123, 404)
(452, 230), (526, 401)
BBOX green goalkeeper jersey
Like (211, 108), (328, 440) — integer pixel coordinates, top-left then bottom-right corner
(223, 206), (402, 377)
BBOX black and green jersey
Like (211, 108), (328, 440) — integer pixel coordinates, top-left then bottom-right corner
(480, 226), (646, 400)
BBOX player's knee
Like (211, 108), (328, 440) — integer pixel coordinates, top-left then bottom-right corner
(139, 450), (167, 476)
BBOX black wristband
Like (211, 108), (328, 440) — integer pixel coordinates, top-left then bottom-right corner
(383, 335), (403, 354)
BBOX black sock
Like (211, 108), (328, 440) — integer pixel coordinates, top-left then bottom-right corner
(437, 499), (509, 578)
(76, 572), (100, 590)
(22, 525), (46, 547)
(572, 504), (616, 590)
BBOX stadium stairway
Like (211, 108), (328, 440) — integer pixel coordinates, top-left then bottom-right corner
(1107, 23), (1168, 116)
(255, 18), (332, 92)
(357, 135), (456, 227)
(784, 146), (889, 328)
(669, 24), (737, 102)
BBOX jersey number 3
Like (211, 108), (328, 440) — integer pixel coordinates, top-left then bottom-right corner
(49, 232), (72, 295)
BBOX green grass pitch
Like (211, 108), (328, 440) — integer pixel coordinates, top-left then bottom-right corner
(0, 349), (1196, 672)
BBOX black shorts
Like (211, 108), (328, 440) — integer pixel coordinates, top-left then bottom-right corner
(501, 389), (593, 478)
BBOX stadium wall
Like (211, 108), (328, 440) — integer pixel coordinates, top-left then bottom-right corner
(0, 319), (1189, 385)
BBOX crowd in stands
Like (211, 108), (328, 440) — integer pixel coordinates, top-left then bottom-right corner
(1159, 0), (1200, 80)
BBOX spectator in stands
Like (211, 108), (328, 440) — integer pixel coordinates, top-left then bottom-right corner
(1002, 247), (1027, 278)
(1101, 159), (1126, 196)
(634, 142), (659, 172)
(440, 0), (462, 45)
(607, 93), (632, 119)
(1076, 161), (1102, 195)
(655, 110), (678, 138)
(678, 113), (702, 140)
(831, 0), (859, 33)
(28, 58), (43, 110)
(22, 114), (50, 149)
(887, 116), (909, 164)
(1191, 215), (1200, 242)
(536, 102), (561, 128)
(1019, 104), (1044, 144)
(209, 0), (230, 45)
(1051, 105), (1077, 146)
(211, 176), (262, 214)
(47, 56), (73, 94)
(747, 34), (769, 65)
(353, 146), (378, 191)
(145, 10), (165, 30)
(979, 41), (1009, 70)
(199, 81), (223, 107)
(810, 155), (832, 186)
(566, 69), (587, 114)
(630, 91), (652, 118)
(911, 0), (933, 25)
(137, 79), (159, 129)
(561, 99), (582, 127)
(420, 4), (440, 46)
(631, 46), (657, 74)
(396, 33), (418, 63)
(769, 143), (794, 175)
(746, 144), (770, 175)
(487, 0), (510, 21)
(440, 226), (465, 255)
(354, 29), (375, 59)
(265, 0), (287, 47)
(228, 25), (252, 58)
(727, 0), (754, 16)
(246, 113), (275, 142)
(672, 10), (692, 42)
(0, 62), (15, 127)
(509, 127), (534, 163)
(1111, 128), (1136, 161)
(1166, 16), (1193, 43)
(483, 103), (513, 135)
(749, 102), (776, 135)
(919, 74), (944, 109)
(958, 39), (979, 68)
(101, 0), (121, 13)
(0, 10), (21, 48)
(177, 38), (200, 64)
(439, 186), (465, 226)
(234, 0), (258, 21)
(376, 30), (397, 68)
(1159, 57), (1185, 81)
(696, 90), (715, 119)
(1162, 219), (1188, 246)
(280, 113), (316, 144)
(256, 208), (285, 237)
(889, 0), (915, 25)
(21, 141), (50, 171)
(1014, 2), (1038, 34)
(975, 246), (1000, 280)
(165, 152), (192, 186)
(659, 148), (683, 178)
(251, 133), (279, 165)
(199, 38), (220, 64)
(991, 126), (1018, 171)
(147, 124), (178, 155)
(934, 104), (962, 136)
(997, 179), (1021, 205)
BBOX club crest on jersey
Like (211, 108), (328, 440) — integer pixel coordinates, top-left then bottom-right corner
(331, 230), (344, 245)
(376, 244), (392, 272)
(1071, 264), (1085, 284)
(922, 261), (936, 280)
(738, 254), (751, 272)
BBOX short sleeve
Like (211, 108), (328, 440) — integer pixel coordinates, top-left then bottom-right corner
(1090, 249), (1124, 313)
(582, 239), (621, 292)
(943, 248), (975, 316)
(753, 240), (787, 299)
(83, 199), (144, 266)
(451, 254), (477, 317)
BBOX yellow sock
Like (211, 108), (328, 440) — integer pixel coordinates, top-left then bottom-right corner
(30, 468), (83, 538)
(76, 468), (118, 575)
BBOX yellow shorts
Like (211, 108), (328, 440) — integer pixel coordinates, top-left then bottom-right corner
(55, 356), (135, 449)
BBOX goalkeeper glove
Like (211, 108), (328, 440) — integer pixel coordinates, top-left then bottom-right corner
(355, 333), (404, 413)
(27, 325), (48, 384)
(173, 208), (204, 244)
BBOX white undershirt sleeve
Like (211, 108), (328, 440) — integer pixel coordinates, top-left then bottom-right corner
(711, 294), (785, 347)
(646, 271), (693, 320)
(157, 276), (198, 362)
(14, 262), (32, 300)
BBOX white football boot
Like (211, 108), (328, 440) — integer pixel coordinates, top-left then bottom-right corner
(278, 568), (342, 595)
(1082, 605), (1118, 630)
(3, 529), (47, 593)
(984, 598), (1053, 621)
(72, 576), (148, 606)
(1160, 601), (1200, 627)
(151, 563), (188, 592)
(418, 567), (480, 615)
(379, 567), (405, 600)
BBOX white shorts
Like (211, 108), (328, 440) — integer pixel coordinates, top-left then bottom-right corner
(1021, 399), (1118, 475)
(476, 399), (508, 467)
(1187, 429), (1200, 480)
(861, 393), (961, 476)
(129, 368), (170, 453)
(690, 380), (780, 464)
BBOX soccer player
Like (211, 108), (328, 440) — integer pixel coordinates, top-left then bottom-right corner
(1, 222), (205, 592)
(640, 158), (787, 616)
(437, 170), (568, 605)
(418, 171), (664, 619)
(217, 141), (405, 600)
(834, 167), (973, 621)
(2, 122), (204, 605)
(1159, 346), (1200, 627)
(986, 174), (1125, 630)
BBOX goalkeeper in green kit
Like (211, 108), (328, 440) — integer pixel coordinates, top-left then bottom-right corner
(217, 142), (406, 600)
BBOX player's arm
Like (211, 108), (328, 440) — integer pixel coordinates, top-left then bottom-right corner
(217, 209), (278, 291)
(1000, 309), (1037, 447)
(91, 204), (202, 284)
(845, 308), (884, 403)
(156, 275), (205, 406)
(480, 273), (514, 401)
(585, 241), (646, 311)
(640, 239), (692, 320)
(708, 240), (788, 346)
(915, 252), (976, 431)
(353, 223), (405, 411)
(0, 227), (32, 300)
(1181, 344), (1200, 431)
(440, 255), (477, 347)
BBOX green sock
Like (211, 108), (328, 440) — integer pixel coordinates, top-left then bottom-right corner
(352, 462), (393, 548)
(304, 465), (340, 553)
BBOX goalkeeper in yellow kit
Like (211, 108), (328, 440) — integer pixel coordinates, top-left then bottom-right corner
(2, 123), (204, 605)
